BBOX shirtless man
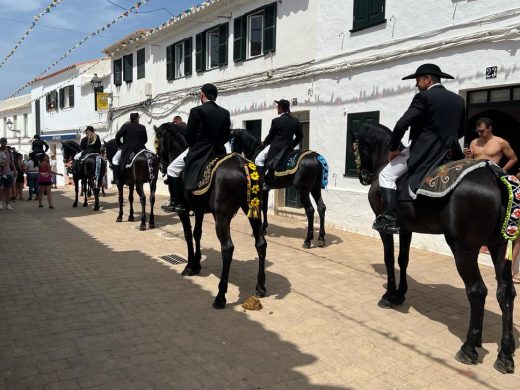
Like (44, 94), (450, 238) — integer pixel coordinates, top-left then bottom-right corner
(464, 117), (518, 172)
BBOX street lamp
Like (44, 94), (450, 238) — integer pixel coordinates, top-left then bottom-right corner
(5, 118), (21, 151)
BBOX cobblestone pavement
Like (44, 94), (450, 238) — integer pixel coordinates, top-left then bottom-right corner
(1, 188), (519, 389)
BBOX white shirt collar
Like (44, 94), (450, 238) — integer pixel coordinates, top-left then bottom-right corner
(427, 83), (442, 90)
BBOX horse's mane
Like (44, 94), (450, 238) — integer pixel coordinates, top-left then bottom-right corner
(352, 123), (405, 151)
(62, 140), (81, 150)
(155, 122), (188, 150)
(232, 129), (261, 149)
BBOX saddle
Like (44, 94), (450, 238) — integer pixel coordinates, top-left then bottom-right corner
(192, 153), (240, 195)
(273, 150), (316, 177)
(125, 149), (152, 168)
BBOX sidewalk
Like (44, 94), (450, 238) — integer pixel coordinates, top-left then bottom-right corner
(0, 188), (518, 389)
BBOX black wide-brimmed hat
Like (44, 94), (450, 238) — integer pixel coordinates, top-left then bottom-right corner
(402, 63), (454, 80)
(275, 99), (290, 111)
(85, 126), (95, 133)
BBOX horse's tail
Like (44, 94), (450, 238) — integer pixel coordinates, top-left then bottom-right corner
(316, 154), (329, 189)
(239, 155), (261, 219)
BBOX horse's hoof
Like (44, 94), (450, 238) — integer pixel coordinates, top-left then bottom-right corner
(139, 225), (146, 231)
(181, 266), (201, 276)
(378, 297), (393, 309)
(212, 297), (226, 309)
(82, 203), (88, 207)
(148, 224), (155, 229)
(128, 216), (134, 222)
(303, 240), (312, 249)
(317, 239), (326, 247)
(455, 347), (478, 365)
(93, 207), (99, 211)
(494, 355), (515, 374)
(262, 228), (268, 235)
(72, 203), (78, 208)
(116, 216), (123, 223)
(255, 285), (267, 298)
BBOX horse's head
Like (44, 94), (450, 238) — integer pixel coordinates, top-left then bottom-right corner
(154, 122), (187, 175)
(61, 141), (80, 163)
(104, 139), (119, 162)
(229, 129), (261, 160)
(350, 123), (394, 186)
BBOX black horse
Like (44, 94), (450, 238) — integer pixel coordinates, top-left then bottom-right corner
(154, 122), (267, 309)
(61, 141), (106, 211)
(230, 129), (327, 248)
(351, 123), (516, 373)
(104, 139), (159, 231)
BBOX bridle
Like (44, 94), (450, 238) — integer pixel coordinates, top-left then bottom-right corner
(352, 141), (374, 185)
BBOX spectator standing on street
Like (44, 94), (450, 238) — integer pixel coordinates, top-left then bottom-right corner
(50, 155), (58, 188)
(24, 154), (39, 200)
(0, 137), (17, 210)
(38, 154), (56, 209)
(15, 153), (24, 200)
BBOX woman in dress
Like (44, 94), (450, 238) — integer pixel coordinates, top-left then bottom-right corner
(38, 154), (57, 209)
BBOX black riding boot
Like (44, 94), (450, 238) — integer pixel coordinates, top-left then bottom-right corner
(111, 165), (120, 185)
(372, 187), (400, 234)
(162, 176), (177, 212)
(172, 177), (186, 213)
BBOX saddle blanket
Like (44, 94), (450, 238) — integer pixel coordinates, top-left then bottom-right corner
(274, 150), (316, 177)
(192, 153), (240, 196)
(126, 149), (152, 168)
(80, 152), (100, 161)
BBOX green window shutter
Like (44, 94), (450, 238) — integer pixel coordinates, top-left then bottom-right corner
(195, 32), (206, 73)
(233, 16), (244, 62)
(369, 0), (385, 25)
(263, 2), (277, 54)
(123, 54), (133, 82)
(166, 45), (174, 80)
(59, 88), (65, 109)
(113, 58), (122, 86)
(137, 48), (145, 79)
(218, 23), (229, 66)
(69, 85), (74, 108)
(35, 99), (40, 133)
(184, 37), (192, 76)
(352, 0), (369, 31)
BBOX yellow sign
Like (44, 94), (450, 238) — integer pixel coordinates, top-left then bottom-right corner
(96, 92), (109, 111)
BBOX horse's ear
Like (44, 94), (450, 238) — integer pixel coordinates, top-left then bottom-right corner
(153, 125), (158, 132)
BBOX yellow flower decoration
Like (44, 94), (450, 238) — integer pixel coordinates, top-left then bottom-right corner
(248, 162), (257, 171)
(250, 198), (260, 207)
(251, 184), (260, 194)
(250, 171), (259, 181)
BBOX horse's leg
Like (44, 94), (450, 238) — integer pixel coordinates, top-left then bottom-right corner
(299, 188), (315, 248)
(128, 183), (135, 221)
(261, 190), (269, 235)
(395, 231), (412, 304)
(72, 176), (79, 207)
(213, 214), (234, 309)
(136, 182), (146, 231)
(241, 205), (267, 297)
(488, 241), (515, 373)
(311, 186), (326, 247)
(193, 212), (204, 269)
(93, 176), (101, 211)
(82, 179), (88, 207)
(447, 240), (486, 366)
(116, 183), (124, 222)
(180, 211), (200, 276)
(378, 232), (399, 308)
(148, 179), (156, 229)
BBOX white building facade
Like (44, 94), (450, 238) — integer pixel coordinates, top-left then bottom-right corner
(103, 0), (520, 256)
(30, 59), (111, 186)
(0, 94), (33, 156)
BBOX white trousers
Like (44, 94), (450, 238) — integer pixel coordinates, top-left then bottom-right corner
(379, 147), (410, 190)
(166, 148), (189, 177)
(254, 145), (270, 167)
(112, 150), (121, 166)
(73, 152), (82, 160)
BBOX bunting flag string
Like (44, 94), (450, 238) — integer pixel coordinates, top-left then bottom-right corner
(6, 0), (149, 100)
(0, 0), (66, 70)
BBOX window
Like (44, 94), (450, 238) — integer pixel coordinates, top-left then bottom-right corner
(244, 119), (262, 140)
(137, 48), (145, 79)
(234, 2), (277, 62)
(123, 54), (133, 83)
(113, 58), (122, 86)
(23, 113), (28, 137)
(13, 116), (17, 134)
(35, 99), (41, 134)
(195, 23), (228, 73)
(59, 85), (74, 109)
(350, 0), (386, 32)
(167, 38), (192, 80)
(345, 111), (380, 176)
(46, 90), (58, 111)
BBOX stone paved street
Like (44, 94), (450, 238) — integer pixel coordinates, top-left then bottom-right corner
(1, 188), (519, 389)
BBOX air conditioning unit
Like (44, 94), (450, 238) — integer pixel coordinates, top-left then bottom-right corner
(145, 83), (153, 98)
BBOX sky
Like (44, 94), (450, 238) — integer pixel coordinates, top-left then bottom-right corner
(0, 0), (202, 100)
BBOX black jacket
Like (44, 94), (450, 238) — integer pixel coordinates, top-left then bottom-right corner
(389, 85), (465, 192)
(115, 122), (148, 167)
(32, 139), (49, 153)
(183, 101), (231, 190)
(263, 113), (303, 170)
(80, 135), (101, 154)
